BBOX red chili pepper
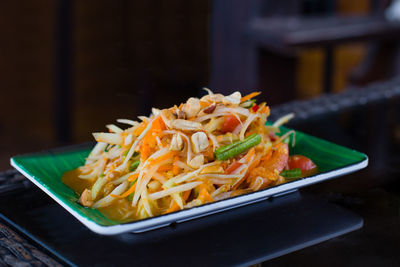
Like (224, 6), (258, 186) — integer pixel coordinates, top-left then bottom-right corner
(252, 104), (259, 112)
(269, 132), (276, 142)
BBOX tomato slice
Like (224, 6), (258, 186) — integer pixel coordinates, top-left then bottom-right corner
(288, 155), (317, 177)
(221, 115), (241, 133)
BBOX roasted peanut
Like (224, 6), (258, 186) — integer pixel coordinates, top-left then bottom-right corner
(79, 189), (93, 207)
(172, 119), (203, 131)
(191, 132), (209, 153)
(182, 97), (201, 118)
(170, 133), (184, 151)
(188, 154), (204, 169)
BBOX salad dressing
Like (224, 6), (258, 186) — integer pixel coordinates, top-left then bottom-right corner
(62, 169), (93, 195)
(98, 199), (138, 222)
(62, 169), (141, 221)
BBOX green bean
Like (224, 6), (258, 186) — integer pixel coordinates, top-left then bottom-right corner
(215, 133), (261, 161)
(280, 168), (302, 179)
(129, 160), (140, 172)
(215, 140), (240, 154)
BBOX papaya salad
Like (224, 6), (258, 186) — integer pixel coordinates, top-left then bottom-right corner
(62, 89), (317, 222)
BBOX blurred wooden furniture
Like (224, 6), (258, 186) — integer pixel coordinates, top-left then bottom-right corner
(210, 0), (400, 104)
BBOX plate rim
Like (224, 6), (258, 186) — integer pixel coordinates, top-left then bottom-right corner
(10, 152), (368, 235)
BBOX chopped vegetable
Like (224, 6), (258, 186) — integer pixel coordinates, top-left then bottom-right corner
(220, 115), (241, 133)
(251, 104), (259, 112)
(280, 168), (302, 179)
(240, 99), (256, 108)
(225, 161), (243, 174)
(215, 140), (240, 155)
(215, 133), (261, 161)
(288, 155), (318, 177)
(112, 179), (137, 199)
(261, 143), (289, 173)
(148, 182), (202, 200)
(241, 91), (261, 103)
(197, 184), (213, 203)
(92, 182), (128, 208)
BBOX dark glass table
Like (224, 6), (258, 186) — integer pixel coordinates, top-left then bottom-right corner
(1, 79), (400, 266)
(0, 178), (364, 266)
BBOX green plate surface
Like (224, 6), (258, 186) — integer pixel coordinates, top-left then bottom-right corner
(11, 127), (367, 228)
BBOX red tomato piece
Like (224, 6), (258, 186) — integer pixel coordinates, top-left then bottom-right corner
(252, 104), (259, 112)
(288, 155), (317, 176)
(221, 115), (241, 133)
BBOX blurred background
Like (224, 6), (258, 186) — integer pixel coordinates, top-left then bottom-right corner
(1, 1), (400, 265)
(1, 0), (400, 171)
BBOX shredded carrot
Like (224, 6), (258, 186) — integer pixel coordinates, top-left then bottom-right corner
(139, 144), (152, 161)
(156, 135), (167, 148)
(243, 147), (255, 162)
(111, 182), (137, 198)
(225, 161), (243, 174)
(231, 167), (247, 190)
(232, 177), (246, 190)
(259, 106), (270, 116)
(127, 173), (139, 182)
(152, 116), (166, 131)
(197, 184), (213, 203)
(241, 91), (261, 103)
(182, 189), (191, 201)
(140, 117), (166, 160)
(173, 156), (180, 175)
(199, 100), (212, 108)
(164, 189), (192, 214)
(245, 131), (254, 137)
(165, 202), (180, 213)
(157, 165), (173, 172)
(260, 149), (273, 163)
(133, 122), (147, 136)
(261, 177), (272, 188)
(148, 151), (175, 167)
(248, 156), (261, 172)
(202, 146), (215, 160)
